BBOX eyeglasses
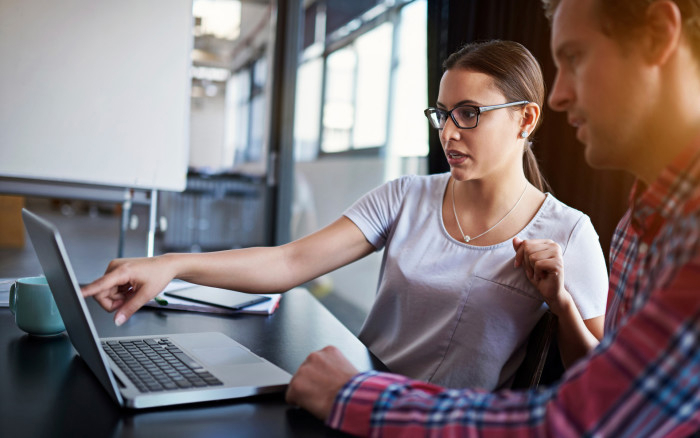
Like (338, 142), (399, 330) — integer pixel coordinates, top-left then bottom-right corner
(424, 101), (529, 130)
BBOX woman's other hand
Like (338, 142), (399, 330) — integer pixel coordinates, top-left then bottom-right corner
(513, 237), (570, 313)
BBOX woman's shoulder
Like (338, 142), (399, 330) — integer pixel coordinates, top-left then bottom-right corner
(381, 172), (449, 196)
(355, 173), (447, 209)
(539, 193), (590, 225)
(528, 193), (598, 244)
(389, 172), (449, 185)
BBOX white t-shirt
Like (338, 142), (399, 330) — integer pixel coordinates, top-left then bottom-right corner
(344, 173), (609, 390)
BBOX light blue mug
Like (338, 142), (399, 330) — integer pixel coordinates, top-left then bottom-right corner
(9, 276), (65, 336)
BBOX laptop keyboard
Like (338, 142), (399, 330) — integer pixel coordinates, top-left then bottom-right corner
(101, 338), (223, 393)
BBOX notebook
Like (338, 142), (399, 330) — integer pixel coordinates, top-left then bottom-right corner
(22, 209), (292, 409)
(144, 280), (283, 315)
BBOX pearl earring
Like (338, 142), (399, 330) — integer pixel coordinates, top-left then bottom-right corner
(520, 131), (528, 138)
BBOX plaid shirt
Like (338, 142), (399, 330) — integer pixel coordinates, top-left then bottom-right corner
(327, 137), (700, 437)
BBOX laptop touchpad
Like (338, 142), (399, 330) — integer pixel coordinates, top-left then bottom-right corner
(191, 346), (263, 367)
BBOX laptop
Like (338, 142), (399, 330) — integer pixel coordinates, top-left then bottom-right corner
(22, 208), (292, 409)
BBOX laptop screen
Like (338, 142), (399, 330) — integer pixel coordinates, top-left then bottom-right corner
(22, 209), (124, 406)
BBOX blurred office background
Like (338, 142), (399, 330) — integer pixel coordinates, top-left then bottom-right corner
(0, 0), (633, 334)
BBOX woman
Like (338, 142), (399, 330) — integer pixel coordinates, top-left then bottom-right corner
(83, 40), (608, 391)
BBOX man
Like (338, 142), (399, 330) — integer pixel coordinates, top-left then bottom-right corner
(285, 0), (700, 436)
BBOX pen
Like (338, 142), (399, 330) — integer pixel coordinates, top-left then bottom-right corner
(154, 295), (168, 306)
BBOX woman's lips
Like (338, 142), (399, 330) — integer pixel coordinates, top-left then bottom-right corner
(446, 150), (469, 165)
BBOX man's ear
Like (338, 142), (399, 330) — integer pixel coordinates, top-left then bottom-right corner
(642, 0), (683, 65)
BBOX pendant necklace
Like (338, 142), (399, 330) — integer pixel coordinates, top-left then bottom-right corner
(451, 179), (528, 244)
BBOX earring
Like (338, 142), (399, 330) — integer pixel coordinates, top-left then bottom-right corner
(520, 131), (528, 138)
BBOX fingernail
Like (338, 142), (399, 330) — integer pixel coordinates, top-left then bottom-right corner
(115, 314), (126, 327)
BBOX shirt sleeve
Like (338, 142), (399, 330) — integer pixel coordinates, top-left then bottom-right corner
(342, 176), (413, 250)
(562, 215), (609, 320)
(327, 260), (700, 437)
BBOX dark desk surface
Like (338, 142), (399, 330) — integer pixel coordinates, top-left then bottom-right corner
(0, 288), (382, 438)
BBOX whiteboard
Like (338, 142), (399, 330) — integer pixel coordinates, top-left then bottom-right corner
(0, 0), (192, 192)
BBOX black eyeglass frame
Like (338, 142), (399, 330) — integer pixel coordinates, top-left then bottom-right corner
(424, 100), (530, 130)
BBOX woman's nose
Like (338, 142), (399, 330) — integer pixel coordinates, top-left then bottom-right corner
(440, 116), (461, 144)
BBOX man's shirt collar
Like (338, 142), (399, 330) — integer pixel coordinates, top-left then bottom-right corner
(629, 136), (700, 237)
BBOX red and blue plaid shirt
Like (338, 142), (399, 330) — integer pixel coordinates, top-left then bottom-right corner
(327, 137), (700, 437)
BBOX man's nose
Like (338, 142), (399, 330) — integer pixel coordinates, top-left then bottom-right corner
(548, 71), (572, 112)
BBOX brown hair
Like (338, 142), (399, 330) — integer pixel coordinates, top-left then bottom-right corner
(443, 40), (549, 192)
(542, 0), (700, 63)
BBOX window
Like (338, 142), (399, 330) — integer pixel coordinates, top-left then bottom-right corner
(293, 0), (427, 159)
(322, 46), (357, 152)
(247, 57), (267, 163)
(294, 58), (324, 161)
(225, 56), (269, 166)
(388, 0), (428, 157)
(325, 0), (381, 36)
(225, 68), (250, 167)
(349, 22), (392, 150)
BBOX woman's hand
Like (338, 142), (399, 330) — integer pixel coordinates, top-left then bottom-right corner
(514, 237), (604, 366)
(81, 255), (176, 326)
(513, 237), (570, 313)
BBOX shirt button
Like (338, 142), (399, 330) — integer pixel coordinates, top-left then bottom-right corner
(639, 242), (649, 253)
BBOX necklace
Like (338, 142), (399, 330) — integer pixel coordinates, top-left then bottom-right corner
(451, 179), (528, 243)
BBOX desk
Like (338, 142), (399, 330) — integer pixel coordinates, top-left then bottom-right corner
(0, 288), (383, 438)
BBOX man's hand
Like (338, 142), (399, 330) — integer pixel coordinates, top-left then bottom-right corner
(286, 346), (359, 421)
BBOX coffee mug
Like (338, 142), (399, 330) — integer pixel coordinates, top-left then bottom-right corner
(9, 276), (65, 336)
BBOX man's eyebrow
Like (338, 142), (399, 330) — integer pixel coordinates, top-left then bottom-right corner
(553, 40), (578, 61)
